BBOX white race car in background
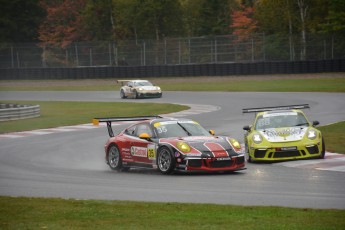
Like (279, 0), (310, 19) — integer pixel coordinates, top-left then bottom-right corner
(117, 80), (162, 99)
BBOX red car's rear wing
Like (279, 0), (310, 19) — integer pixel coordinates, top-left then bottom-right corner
(242, 104), (310, 114)
(93, 116), (162, 137)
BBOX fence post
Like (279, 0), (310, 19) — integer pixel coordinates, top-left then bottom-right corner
(178, 39), (181, 64)
(11, 46), (14, 68)
(108, 42), (112, 66)
(188, 38), (191, 64)
(214, 38), (217, 63)
(75, 44), (79, 66)
(143, 41), (146, 66)
(164, 38), (167, 65)
(89, 48), (92, 66)
(16, 52), (20, 68)
(251, 38), (254, 62)
(65, 49), (68, 67)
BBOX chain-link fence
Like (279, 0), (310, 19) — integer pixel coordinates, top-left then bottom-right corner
(0, 33), (344, 68)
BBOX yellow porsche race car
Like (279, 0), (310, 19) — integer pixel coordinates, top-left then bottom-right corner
(117, 80), (162, 99)
(242, 104), (325, 162)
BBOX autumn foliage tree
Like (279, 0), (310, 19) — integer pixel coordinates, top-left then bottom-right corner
(38, 0), (87, 48)
(230, 4), (257, 41)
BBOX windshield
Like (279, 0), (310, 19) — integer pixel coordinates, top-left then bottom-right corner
(255, 112), (309, 130)
(134, 81), (153, 87)
(154, 121), (211, 138)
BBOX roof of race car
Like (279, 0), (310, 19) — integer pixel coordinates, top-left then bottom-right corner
(147, 117), (191, 124)
(117, 79), (150, 83)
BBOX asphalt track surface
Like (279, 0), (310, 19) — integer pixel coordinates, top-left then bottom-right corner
(1, 91), (345, 209)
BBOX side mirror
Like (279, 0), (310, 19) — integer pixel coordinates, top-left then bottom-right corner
(243, 125), (251, 131)
(139, 133), (151, 140)
(312, 121), (320, 127)
(209, 130), (215, 136)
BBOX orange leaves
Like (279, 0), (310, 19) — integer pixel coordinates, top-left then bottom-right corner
(230, 5), (257, 41)
(38, 0), (86, 48)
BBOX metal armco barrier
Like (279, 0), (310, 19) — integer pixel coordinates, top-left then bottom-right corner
(0, 104), (40, 121)
(0, 59), (344, 80)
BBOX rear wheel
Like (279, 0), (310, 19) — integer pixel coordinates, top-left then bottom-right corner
(107, 145), (123, 171)
(157, 147), (175, 174)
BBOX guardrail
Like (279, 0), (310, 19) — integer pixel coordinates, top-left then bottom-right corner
(0, 59), (344, 80)
(0, 104), (40, 121)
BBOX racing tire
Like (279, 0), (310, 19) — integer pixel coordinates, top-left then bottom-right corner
(320, 138), (326, 159)
(107, 145), (123, 171)
(244, 142), (253, 163)
(134, 90), (139, 99)
(120, 89), (126, 99)
(157, 147), (175, 174)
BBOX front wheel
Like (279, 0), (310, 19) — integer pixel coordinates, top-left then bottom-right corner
(320, 138), (326, 159)
(107, 145), (123, 171)
(157, 147), (175, 174)
(120, 89), (126, 99)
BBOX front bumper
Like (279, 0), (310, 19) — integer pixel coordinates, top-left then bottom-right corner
(249, 142), (323, 161)
(137, 91), (162, 98)
(175, 155), (246, 172)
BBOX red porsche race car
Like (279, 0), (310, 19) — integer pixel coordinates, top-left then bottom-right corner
(93, 116), (246, 174)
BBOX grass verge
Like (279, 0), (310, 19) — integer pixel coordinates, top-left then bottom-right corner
(0, 101), (188, 134)
(1, 76), (345, 92)
(319, 121), (345, 154)
(1, 196), (345, 230)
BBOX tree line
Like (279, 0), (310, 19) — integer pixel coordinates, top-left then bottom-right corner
(1, 0), (344, 47)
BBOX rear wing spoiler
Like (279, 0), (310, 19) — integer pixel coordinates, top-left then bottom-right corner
(93, 116), (162, 137)
(242, 104), (310, 114)
(116, 80), (132, 86)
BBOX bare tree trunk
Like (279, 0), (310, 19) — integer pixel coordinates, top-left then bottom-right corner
(297, 0), (307, 60)
(286, 0), (294, 60)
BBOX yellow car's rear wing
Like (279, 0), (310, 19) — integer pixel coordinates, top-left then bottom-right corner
(242, 104), (310, 114)
(93, 116), (163, 137)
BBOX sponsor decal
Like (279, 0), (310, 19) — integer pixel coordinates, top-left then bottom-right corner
(281, 146), (297, 151)
(131, 146), (148, 157)
(216, 157), (231, 161)
(263, 112), (297, 118)
(265, 128), (302, 137)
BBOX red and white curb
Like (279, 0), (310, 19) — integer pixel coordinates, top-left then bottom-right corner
(160, 104), (220, 117)
(0, 103), (220, 140)
(275, 152), (345, 172)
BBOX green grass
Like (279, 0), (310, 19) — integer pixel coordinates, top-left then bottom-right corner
(319, 121), (345, 154)
(1, 77), (345, 92)
(1, 196), (345, 230)
(160, 78), (345, 92)
(0, 101), (188, 134)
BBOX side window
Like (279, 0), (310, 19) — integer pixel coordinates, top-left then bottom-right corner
(125, 125), (136, 136)
(135, 124), (153, 137)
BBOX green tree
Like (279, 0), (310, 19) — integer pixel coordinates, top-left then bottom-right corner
(319, 0), (345, 34)
(184, 0), (236, 36)
(0, 0), (44, 42)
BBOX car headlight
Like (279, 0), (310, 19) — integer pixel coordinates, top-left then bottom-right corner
(228, 138), (241, 150)
(176, 141), (191, 153)
(252, 134), (263, 144)
(138, 87), (144, 91)
(307, 130), (317, 140)
(156, 86), (161, 90)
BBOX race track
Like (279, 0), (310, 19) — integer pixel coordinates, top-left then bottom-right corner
(1, 91), (345, 209)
